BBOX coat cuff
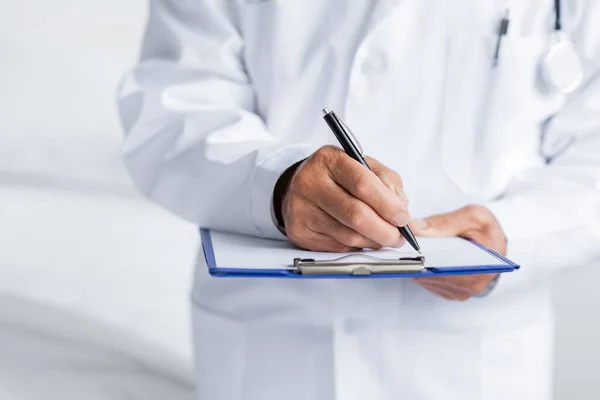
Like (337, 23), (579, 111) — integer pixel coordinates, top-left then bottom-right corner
(249, 145), (315, 240)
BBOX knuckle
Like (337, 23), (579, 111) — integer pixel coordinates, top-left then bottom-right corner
(315, 145), (338, 162)
(373, 163), (402, 186)
(291, 172), (311, 193)
(352, 175), (373, 198)
(463, 204), (479, 213)
(390, 171), (404, 188)
(346, 204), (369, 230)
(331, 149), (350, 172)
(343, 232), (365, 248)
(466, 204), (490, 224)
(363, 155), (379, 167)
(287, 197), (305, 218)
(286, 224), (312, 251)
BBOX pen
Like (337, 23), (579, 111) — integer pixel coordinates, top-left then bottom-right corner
(493, 10), (510, 68)
(322, 107), (421, 254)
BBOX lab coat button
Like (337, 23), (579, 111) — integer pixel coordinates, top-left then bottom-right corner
(361, 53), (387, 75)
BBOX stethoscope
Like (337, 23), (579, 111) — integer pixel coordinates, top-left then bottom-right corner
(494, 0), (583, 94)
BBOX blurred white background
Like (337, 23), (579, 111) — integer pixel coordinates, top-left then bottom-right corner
(0, 1), (597, 399)
(0, 1), (198, 398)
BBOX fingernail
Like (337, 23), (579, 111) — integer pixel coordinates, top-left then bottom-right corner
(411, 219), (428, 230)
(393, 213), (409, 227)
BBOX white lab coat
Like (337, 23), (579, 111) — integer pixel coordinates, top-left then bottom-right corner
(118, 0), (600, 399)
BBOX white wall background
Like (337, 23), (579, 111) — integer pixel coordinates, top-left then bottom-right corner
(0, 1), (598, 399)
(0, 0), (200, 386)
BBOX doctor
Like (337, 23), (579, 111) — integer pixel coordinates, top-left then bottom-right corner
(118, 0), (600, 399)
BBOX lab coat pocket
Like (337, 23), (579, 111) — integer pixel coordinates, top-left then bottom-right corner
(440, 33), (563, 199)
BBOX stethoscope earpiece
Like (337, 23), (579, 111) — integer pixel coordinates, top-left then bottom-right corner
(496, 0), (583, 95)
(539, 0), (583, 94)
(540, 37), (584, 94)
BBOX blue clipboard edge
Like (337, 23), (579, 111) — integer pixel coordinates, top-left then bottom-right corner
(200, 229), (519, 279)
(466, 239), (520, 269)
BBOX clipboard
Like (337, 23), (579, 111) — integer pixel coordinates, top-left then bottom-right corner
(200, 229), (519, 279)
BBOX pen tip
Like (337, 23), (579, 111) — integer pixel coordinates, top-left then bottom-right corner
(417, 250), (422, 254)
(322, 107), (330, 116)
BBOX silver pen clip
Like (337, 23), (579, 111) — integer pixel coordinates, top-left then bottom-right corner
(340, 119), (364, 156)
(322, 107), (364, 156)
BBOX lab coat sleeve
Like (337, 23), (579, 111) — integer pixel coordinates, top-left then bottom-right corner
(117, 0), (315, 239)
(486, 30), (600, 295)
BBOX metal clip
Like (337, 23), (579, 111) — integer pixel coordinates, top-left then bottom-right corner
(293, 254), (425, 275)
(339, 119), (364, 156)
(322, 107), (364, 156)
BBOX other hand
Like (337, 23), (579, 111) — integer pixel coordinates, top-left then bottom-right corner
(409, 205), (507, 301)
(274, 145), (410, 252)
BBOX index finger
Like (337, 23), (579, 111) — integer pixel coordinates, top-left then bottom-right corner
(329, 155), (410, 227)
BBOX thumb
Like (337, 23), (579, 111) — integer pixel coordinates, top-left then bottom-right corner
(410, 208), (473, 237)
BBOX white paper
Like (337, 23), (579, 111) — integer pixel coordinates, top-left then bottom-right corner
(207, 230), (504, 270)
